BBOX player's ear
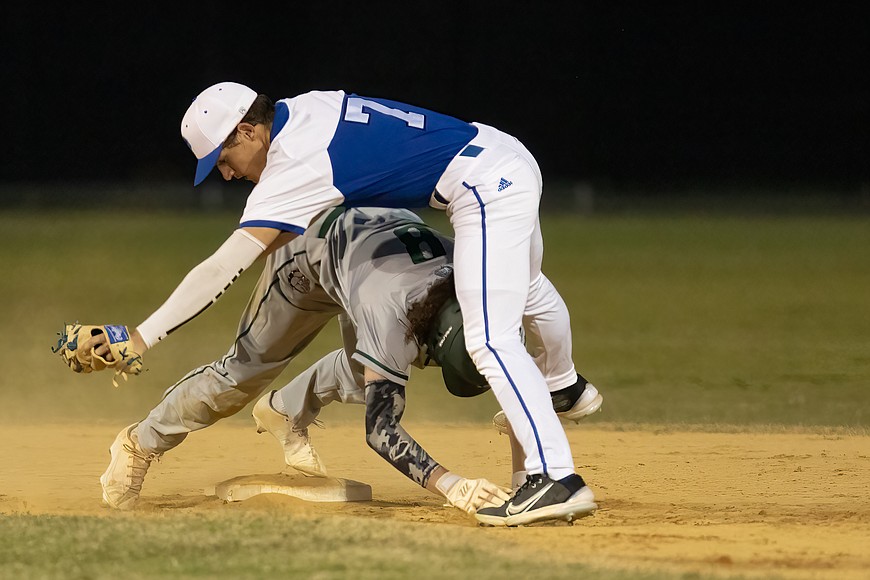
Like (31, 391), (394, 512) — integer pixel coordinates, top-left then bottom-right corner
(236, 122), (258, 141)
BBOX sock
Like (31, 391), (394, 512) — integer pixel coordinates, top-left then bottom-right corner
(270, 390), (287, 415)
(511, 470), (529, 491)
(557, 473), (586, 494)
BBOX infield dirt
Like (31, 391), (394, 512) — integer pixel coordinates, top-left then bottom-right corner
(1, 420), (867, 579)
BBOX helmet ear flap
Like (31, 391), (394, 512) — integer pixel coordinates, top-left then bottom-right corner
(426, 297), (489, 398)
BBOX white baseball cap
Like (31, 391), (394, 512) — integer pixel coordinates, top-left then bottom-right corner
(181, 82), (258, 186)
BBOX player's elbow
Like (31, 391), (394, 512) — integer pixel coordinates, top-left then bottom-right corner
(364, 410), (398, 461)
(364, 429), (380, 454)
(364, 413), (385, 453)
(364, 426), (394, 464)
(364, 378), (406, 456)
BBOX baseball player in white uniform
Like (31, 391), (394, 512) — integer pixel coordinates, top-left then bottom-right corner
(100, 207), (602, 517)
(100, 82), (597, 525)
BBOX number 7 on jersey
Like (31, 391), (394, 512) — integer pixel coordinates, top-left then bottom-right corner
(344, 97), (426, 129)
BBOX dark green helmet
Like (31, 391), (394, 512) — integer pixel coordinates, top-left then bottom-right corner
(425, 296), (490, 397)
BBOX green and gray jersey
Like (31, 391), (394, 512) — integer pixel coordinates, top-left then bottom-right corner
(295, 207), (454, 385)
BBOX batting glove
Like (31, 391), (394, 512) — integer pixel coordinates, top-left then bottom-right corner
(443, 477), (511, 514)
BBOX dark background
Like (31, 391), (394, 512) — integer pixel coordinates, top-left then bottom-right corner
(2, 3), (867, 205)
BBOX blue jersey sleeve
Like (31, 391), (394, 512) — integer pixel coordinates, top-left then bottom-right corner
(327, 95), (478, 208)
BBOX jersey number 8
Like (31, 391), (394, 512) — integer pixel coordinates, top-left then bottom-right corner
(394, 225), (447, 264)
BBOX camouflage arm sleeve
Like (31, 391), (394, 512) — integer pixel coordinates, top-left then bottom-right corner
(364, 379), (441, 488)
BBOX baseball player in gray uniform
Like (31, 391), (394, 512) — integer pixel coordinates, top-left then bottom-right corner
(100, 206), (602, 517)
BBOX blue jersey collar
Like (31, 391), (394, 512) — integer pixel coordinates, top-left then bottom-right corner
(270, 101), (290, 141)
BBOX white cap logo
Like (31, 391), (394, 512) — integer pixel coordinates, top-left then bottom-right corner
(180, 82), (258, 185)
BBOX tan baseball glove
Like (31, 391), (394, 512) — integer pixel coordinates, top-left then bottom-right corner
(52, 323), (143, 387)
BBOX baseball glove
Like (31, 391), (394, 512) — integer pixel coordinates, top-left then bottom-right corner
(52, 323), (143, 387)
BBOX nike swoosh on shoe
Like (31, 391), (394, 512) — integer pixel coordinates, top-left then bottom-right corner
(505, 482), (554, 515)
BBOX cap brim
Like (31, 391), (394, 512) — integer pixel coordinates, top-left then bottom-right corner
(193, 144), (223, 186)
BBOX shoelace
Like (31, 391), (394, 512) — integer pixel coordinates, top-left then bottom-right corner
(121, 443), (160, 492)
(291, 428), (310, 441)
(290, 430), (320, 461)
(122, 442), (160, 463)
(515, 474), (545, 498)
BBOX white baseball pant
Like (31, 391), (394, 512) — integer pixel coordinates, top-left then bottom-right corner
(434, 123), (579, 480)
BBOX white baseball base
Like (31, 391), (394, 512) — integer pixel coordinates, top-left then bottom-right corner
(207, 473), (372, 503)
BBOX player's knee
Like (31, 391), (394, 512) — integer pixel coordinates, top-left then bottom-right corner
(465, 331), (526, 363)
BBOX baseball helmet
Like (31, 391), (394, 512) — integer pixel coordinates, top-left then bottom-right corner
(425, 296), (490, 397)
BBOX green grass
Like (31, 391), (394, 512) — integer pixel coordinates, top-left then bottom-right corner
(0, 512), (728, 580)
(539, 213), (870, 426)
(1, 209), (868, 427)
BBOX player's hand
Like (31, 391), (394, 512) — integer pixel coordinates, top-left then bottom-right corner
(80, 332), (111, 366)
(444, 477), (511, 514)
(52, 323), (144, 386)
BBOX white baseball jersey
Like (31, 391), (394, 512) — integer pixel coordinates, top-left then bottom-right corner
(239, 91), (479, 234)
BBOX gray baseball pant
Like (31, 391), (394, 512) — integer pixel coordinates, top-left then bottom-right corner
(135, 243), (353, 455)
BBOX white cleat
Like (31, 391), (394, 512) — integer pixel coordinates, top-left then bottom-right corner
(100, 423), (161, 510)
(492, 409), (512, 436)
(558, 383), (603, 423)
(493, 384), (603, 435)
(252, 391), (328, 477)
